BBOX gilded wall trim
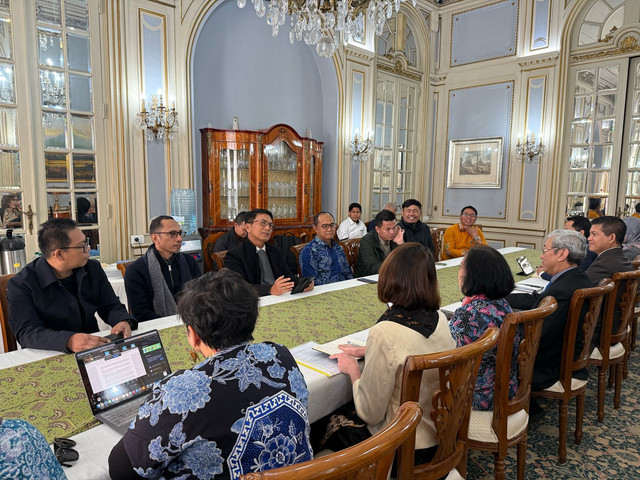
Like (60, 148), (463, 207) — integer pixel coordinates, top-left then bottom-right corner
(518, 52), (559, 69)
(345, 46), (375, 62)
(377, 60), (422, 82)
(571, 35), (640, 62)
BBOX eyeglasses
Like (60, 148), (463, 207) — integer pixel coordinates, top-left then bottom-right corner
(154, 230), (186, 238)
(541, 247), (559, 254)
(461, 212), (477, 218)
(59, 238), (90, 253)
(251, 219), (275, 229)
(318, 223), (337, 230)
(54, 437), (79, 467)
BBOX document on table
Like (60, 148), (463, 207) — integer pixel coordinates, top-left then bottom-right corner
(292, 342), (342, 377)
(312, 334), (366, 356)
(513, 277), (549, 293)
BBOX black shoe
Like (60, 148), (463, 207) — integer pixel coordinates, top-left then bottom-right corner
(529, 398), (545, 422)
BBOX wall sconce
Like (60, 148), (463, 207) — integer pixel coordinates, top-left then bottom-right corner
(516, 131), (545, 163)
(351, 130), (373, 163)
(135, 90), (178, 141)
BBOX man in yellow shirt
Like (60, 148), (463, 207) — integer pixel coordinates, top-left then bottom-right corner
(632, 203), (640, 219)
(441, 206), (487, 259)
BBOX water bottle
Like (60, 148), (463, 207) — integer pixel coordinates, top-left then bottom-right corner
(170, 189), (197, 235)
(0, 229), (27, 274)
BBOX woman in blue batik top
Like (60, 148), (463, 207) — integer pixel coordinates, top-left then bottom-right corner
(108, 271), (313, 480)
(449, 245), (518, 411)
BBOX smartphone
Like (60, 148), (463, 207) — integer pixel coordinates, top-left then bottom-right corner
(105, 333), (124, 342)
(291, 276), (313, 294)
(357, 277), (378, 284)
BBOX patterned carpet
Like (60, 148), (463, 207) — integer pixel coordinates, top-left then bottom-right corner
(466, 337), (640, 479)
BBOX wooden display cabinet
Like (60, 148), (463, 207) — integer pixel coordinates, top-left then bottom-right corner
(200, 124), (323, 228)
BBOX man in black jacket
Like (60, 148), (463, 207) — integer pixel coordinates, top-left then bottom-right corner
(225, 209), (314, 296)
(506, 229), (593, 392)
(7, 218), (135, 352)
(398, 199), (435, 255)
(124, 216), (201, 322)
(213, 211), (248, 253)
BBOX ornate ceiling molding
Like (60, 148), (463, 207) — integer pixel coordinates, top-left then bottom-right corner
(377, 58), (422, 82)
(430, 73), (447, 85)
(572, 35), (640, 62)
(345, 46), (375, 62)
(518, 52), (559, 69)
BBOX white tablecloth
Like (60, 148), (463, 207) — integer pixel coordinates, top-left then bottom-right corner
(0, 248), (526, 479)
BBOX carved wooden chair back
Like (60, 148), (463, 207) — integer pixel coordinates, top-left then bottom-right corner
(202, 232), (225, 272)
(533, 279), (613, 463)
(240, 401), (423, 480)
(399, 327), (500, 479)
(116, 261), (136, 278)
(629, 256), (640, 353)
(212, 250), (227, 271)
(0, 273), (17, 352)
(289, 243), (308, 276)
(430, 228), (446, 261)
(338, 238), (361, 274)
(468, 296), (557, 480)
(590, 269), (640, 421)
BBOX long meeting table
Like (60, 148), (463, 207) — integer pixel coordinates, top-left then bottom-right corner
(0, 247), (535, 479)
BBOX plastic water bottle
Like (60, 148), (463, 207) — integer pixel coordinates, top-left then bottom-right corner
(170, 189), (197, 235)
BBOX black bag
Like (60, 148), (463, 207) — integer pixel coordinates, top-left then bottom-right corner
(272, 232), (301, 273)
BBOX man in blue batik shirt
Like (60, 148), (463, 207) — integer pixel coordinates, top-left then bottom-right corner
(300, 212), (353, 285)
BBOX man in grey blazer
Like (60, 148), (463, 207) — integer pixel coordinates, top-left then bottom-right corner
(586, 216), (634, 346)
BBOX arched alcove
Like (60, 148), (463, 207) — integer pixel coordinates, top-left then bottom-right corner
(190, 0), (340, 219)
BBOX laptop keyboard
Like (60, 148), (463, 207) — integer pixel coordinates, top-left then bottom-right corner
(99, 397), (146, 429)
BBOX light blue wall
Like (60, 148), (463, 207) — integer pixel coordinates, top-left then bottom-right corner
(191, 0), (339, 222)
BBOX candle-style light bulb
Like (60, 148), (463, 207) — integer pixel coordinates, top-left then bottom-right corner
(141, 93), (146, 112)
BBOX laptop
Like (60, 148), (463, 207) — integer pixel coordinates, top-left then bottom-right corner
(75, 329), (172, 434)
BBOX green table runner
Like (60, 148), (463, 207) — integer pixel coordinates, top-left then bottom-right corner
(0, 250), (540, 442)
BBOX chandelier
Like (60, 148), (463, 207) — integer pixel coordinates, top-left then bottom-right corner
(135, 90), (179, 142)
(515, 131), (545, 163)
(237, 0), (416, 58)
(351, 130), (372, 163)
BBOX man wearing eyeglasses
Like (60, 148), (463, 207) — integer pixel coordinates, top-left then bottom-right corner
(124, 215), (201, 322)
(7, 218), (135, 353)
(506, 230), (593, 404)
(441, 205), (487, 259)
(226, 209), (314, 296)
(300, 212), (353, 285)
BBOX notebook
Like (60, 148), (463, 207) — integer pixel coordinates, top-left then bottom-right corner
(75, 329), (172, 434)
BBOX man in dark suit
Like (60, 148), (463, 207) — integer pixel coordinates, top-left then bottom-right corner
(539, 215), (597, 280)
(355, 209), (404, 277)
(225, 209), (314, 296)
(506, 229), (593, 393)
(586, 215), (634, 346)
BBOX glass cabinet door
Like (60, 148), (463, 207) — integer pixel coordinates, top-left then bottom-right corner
(264, 141), (298, 220)
(219, 144), (252, 221)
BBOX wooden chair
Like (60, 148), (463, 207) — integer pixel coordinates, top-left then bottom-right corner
(240, 401), (423, 480)
(399, 326), (501, 479)
(532, 279), (614, 463)
(629, 256), (640, 355)
(468, 297), (558, 480)
(116, 260), (136, 278)
(430, 227), (446, 261)
(588, 269), (640, 421)
(289, 243), (308, 276)
(212, 250), (227, 271)
(202, 231), (225, 272)
(338, 238), (361, 275)
(0, 273), (17, 353)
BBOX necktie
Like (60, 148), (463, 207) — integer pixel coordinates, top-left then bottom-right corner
(257, 249), (275, 285)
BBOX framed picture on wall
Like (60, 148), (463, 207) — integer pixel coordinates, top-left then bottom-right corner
(447, 137), (503, 189)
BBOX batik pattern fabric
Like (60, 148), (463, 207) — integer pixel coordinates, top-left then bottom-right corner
(300, 236), (353, 286)
(0, 418), (67, 480)
(123, 342), (313, 480)
(449, 295), (518, 411)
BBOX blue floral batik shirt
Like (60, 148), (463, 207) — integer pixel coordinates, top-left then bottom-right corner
(299, 236), (353, 286)
(449, 295), (519, 411)
(122, 342), (313, 480)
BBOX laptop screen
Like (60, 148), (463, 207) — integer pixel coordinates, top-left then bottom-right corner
(75, 330), (172, 414)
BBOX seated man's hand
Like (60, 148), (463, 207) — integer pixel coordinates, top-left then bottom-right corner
(337, 344), (365, 358)
(303, 280), (314, 293)
(329, 352), (361, 382)
(270, 276), (295, 296)
(111, 321), (132, 338)
(66, 333), (110, 353)
(393, 227), (405, 244)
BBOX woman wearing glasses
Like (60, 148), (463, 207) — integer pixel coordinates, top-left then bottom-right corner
(441, 205), (487, 259)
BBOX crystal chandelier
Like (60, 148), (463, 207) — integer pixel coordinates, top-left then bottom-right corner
(135, 90), (179, 142)
(351, 130), (372, 163)
(515, 131), (545, 163)
(237, 0), (416, 58)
